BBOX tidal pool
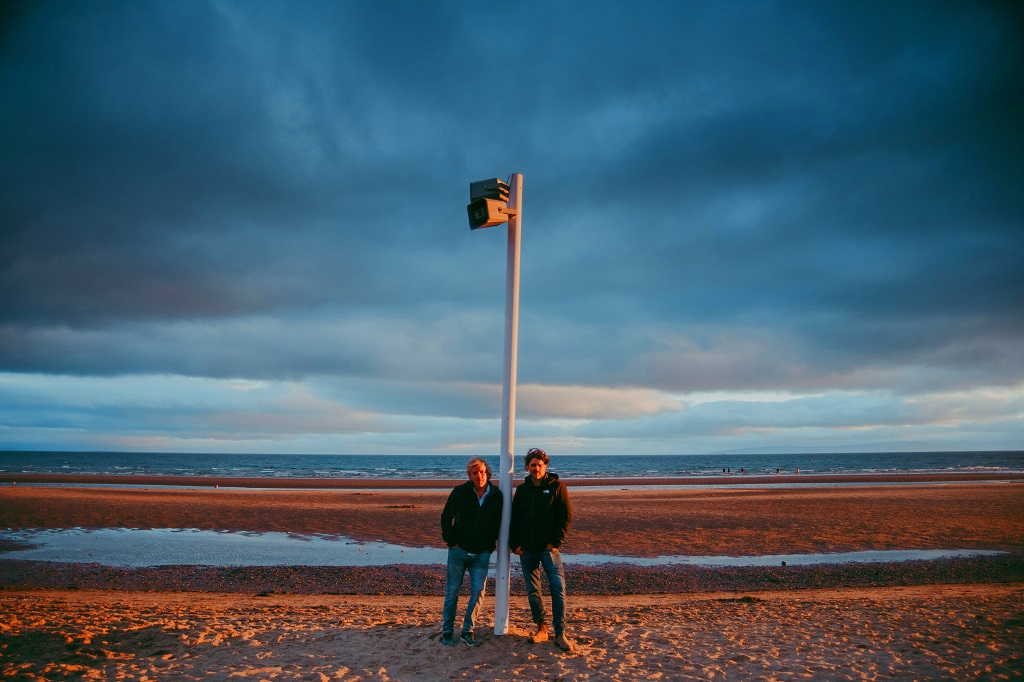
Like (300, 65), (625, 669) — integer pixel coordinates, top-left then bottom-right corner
(0, 527), (1005, 568)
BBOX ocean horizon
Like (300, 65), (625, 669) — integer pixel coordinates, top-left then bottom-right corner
(2, 450), (1022, 481)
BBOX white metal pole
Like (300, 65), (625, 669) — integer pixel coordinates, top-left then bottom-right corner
(493, 173), (522, 636)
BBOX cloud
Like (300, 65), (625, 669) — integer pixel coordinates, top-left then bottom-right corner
(0, 1), (1021, 453)
(546, 385), (1024, 454)
(518, 384), (681, 420)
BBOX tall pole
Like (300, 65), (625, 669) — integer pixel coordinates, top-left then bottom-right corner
(493, 173), (522, 635)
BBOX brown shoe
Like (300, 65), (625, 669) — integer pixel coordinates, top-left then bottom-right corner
(530, 624), (549, 643)
(555, 634), (574, 652)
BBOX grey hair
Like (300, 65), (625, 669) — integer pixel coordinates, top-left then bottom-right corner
(466, 457), (493, 478)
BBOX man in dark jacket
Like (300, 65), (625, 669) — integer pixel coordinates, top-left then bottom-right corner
(509, 447), (574, 652)
(440, 457), (503, 647)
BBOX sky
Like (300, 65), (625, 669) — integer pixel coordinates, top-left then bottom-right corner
(1, 1), (1022, 457)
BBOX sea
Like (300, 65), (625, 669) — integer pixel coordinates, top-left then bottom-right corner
(1, 450), (1022, 481)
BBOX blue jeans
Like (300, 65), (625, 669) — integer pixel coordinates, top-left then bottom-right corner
(519, 548), (567, 636)
(442, 547), (491, 635)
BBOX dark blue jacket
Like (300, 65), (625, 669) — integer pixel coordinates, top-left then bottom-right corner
(509, 472), (572, 552)
(440, 481), (503, 553)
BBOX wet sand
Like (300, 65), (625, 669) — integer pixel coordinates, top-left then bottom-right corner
(2, 478), (1023, 679)
(2, 479), (1023, 556)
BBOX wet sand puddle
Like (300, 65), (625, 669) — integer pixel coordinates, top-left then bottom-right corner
(0, 527), (1005, 568)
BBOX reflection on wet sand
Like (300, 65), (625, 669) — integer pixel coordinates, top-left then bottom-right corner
(1, 527), (1006, 568)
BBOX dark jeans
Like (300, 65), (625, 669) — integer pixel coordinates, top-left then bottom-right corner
(519, 548), (567, 636)
(442, 547), (491, 635)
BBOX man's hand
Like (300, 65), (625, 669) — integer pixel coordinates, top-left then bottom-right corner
(513, 546), (523, 555)
(546, 543), (555, 550)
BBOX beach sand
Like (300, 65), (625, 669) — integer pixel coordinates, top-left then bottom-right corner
(2, 479), (1023, 679)
(1, 586), (1021, 680)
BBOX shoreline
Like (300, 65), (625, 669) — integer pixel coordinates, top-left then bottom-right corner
(5, 470), (1024, 489)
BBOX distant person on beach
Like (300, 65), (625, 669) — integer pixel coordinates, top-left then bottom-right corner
(440, 457), (503, 647)
(510, 447), (575, 652)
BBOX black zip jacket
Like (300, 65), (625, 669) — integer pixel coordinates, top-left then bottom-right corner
(440, 481), (504, 553)
(508, 472), (572, 552)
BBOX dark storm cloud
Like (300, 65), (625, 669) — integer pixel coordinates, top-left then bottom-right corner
(0, 1), (481, 324)
(1, 0), (1022, 399)
(507, 2), (1024, 392)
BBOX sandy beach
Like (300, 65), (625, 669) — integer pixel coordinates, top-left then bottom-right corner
(2, 586), (1021, 680)
(2, 478), (1023, 679)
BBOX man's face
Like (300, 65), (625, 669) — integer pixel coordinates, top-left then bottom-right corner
(468, 464), (489, 490)
(527, 457), (547, 482)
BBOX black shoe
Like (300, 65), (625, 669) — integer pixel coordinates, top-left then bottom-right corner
(441, 632), (454, 646)
(460, 632), (480, 647)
